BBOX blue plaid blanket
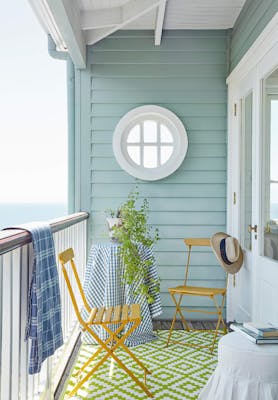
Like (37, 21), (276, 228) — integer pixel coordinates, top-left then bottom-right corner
(8, 222), (63, 374)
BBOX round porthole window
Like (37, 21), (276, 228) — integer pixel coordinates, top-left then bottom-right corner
(113, 105), (188, 181)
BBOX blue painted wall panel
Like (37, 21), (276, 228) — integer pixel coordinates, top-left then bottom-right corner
(79, 30), (228, 319)
(230, 0), (278, 70)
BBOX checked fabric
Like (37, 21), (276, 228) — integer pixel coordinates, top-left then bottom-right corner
(5, 222), (63, 374)
(81, 242), (162, 346)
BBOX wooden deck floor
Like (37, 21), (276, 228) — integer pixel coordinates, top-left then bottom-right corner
(153, 319), (219, 330)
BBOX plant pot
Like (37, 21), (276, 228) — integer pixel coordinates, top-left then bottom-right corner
(106, 217), (122, 240)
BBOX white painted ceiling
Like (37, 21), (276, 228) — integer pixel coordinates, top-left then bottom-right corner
(77, 0), (131, 10)
(28, 0), (247, 68)
(78, 0), (246, 29)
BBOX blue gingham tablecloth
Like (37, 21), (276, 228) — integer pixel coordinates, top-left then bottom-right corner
(81, 242), (162, 346)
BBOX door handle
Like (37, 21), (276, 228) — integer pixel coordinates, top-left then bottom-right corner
(248, 224), (257, 233)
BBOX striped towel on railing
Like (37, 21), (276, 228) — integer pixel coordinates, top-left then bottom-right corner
(6, 222), (64, 374)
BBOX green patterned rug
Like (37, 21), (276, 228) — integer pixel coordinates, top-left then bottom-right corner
(62, 330), (221, 400)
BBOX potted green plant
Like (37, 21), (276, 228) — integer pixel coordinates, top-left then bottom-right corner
(111, 189), (160, 304)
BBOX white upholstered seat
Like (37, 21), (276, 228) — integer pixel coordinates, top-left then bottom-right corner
(198, 332), (278, 400)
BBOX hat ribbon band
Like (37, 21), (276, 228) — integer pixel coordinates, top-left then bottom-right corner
(220, 238), (232, 265)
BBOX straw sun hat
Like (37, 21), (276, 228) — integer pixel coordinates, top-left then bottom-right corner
(210, 232), (243, 274)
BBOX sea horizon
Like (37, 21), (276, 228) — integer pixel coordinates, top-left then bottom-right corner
(0, 202), (68, 229)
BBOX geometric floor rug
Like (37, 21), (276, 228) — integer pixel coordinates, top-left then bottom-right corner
(62, 330), (221, 400)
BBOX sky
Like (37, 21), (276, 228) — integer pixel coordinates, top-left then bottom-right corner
(0, 0), (67, 203)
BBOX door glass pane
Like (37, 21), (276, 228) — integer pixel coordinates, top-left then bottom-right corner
(241, 92), (253, 250)
(263, 68), (278, 261)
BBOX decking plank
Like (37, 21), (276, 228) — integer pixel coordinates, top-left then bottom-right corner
(152, 320), (219, 330)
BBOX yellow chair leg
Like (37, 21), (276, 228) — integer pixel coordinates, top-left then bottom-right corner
(75, 323), (125, 377)
(69, 321), (153, 398)
(102, 323), (153, 398)
(166, 307), (178, 346)
(168, 292), (227, 352)
(105, 325), (152, 376)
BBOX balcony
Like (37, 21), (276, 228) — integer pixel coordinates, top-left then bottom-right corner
(0, 210), (227, 400)
(2, 0), (278, 398)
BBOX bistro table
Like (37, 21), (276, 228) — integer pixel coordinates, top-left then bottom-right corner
(81, 241), (162, 346)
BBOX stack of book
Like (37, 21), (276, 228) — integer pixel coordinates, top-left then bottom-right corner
(230, 322), (278, 344)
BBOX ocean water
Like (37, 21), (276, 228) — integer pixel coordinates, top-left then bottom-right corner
(271, 203), (278, 220)
(0, 202), (67, 229)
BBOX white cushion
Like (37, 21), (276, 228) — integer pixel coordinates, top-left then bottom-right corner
(198, 332), (278, 400)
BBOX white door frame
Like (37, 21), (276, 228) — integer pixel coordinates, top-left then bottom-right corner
(226, 12), (278, 322)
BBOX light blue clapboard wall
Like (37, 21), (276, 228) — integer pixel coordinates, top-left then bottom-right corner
(79, 30), (228, 319)
(230, 0), (278, 71)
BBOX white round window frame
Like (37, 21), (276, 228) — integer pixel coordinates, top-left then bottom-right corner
(113, 105), (188, 181)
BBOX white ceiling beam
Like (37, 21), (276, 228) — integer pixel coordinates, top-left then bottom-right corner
(167, 0), (245, 7)
(155, 0), (167, 46)
(81, 8), (122, 30)
(85, 0), (163, 45)
(42, 0), (86, 69)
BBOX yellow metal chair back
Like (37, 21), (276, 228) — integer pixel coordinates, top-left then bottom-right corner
(166, 238), (227, 352)
(59, 248), (153, 398)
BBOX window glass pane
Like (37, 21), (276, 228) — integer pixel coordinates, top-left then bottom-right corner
(270, 100), (278, 181)
(161, 146), (173, 165)
(268, 99), (278, 225)
(263, 68), (278, 261)
(127, 125), (140, 143)
(160, 124), (173, 143)
(127, 146), (140, 165)
(241, 93), (253, 251)
(270, 183), (278, 220)
(143, 120), (157, 142)
(143, 146), (157, 168)
(270, 182), (278, 222)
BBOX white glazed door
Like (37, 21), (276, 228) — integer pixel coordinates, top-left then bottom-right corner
(239, 85), (256, 322)
(227, 37), (278, 325)
(228, 72), (258, 323)
(253, 48), (278, 325)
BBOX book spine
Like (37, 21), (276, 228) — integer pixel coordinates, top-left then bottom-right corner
(257, 330), (278, 338)
(256, 338), (278, 344)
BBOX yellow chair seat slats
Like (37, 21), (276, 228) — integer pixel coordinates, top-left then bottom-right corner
(167, 238), (227, 352)
(59, 248), (153, 398)
(169, 286), (226, 296)
(85, 304), (141, 325)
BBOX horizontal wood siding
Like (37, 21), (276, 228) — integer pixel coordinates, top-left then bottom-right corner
(230, 0), (278, 71)
(85, 30), (227, 320)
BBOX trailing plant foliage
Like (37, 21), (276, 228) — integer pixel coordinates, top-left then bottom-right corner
(112, 190), (160, 304)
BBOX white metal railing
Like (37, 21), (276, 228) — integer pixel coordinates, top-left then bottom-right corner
(0, 212), (89, 400)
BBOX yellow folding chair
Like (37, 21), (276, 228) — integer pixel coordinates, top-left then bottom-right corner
(59, 248), (153, 398)
(166, 238), (227, 352)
